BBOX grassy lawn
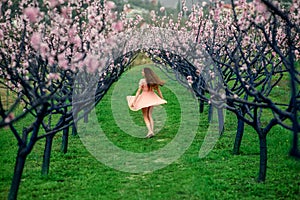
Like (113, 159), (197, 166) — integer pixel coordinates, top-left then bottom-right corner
(0, 64), (299, 200)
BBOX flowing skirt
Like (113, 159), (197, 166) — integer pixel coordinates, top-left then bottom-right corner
(127, 91), (167, 111)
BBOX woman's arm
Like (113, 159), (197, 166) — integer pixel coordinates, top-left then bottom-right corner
(156, 87), (164, 99)
(131, 86), (142, 107)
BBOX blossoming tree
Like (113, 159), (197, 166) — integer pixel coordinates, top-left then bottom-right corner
(143, 0), (299, 182)
(1, 0), (299, 199)
(190, 0), (300, 181)
(0, 0), (138, 199)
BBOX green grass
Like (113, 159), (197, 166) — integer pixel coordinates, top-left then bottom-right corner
(1, 64), (300, 200)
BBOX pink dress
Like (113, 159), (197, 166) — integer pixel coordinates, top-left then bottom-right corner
(127, 79), (167, 111)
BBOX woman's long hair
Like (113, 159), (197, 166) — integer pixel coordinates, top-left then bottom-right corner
(144, 67), (165, 88)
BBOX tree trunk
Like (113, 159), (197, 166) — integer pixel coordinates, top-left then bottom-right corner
(208, 104), (213, 123)
(290, 111), (300, 158)
(290, 128), (300, 158)
(61, 127), (69, 154)
(72, 123), (77, 136)
(41, 135), (54, 176)
(8, 104), (48, 198)
(258, 134), (267, 182)
(199, 84), (205, 113)
(217, 108), (224, 136)
(8, 148), (27, 200)
(84, 109), (88, 123)
(199, 99), (204, 113)
(72, 112), (78, 136)
(233, 117), (245, 155)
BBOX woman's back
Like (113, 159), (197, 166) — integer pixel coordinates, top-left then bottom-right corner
(139, 78), (158, 92)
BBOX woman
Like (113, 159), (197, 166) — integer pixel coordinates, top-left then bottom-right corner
(127, 67), (167, 138)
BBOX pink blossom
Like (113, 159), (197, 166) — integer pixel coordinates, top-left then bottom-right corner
(58, 53), (69, 69)
(59, 59), (69, 70)
(47, 73), (60, 80)
(160, 7), (165, 12)
(4, 113), (15, 123)
(61, 7), (71, 19)
(0, 29), (3, 40)
(150, 10), (156, 18)
(254, 15), (263, 24)
(68, 27), (76, 38)
(106, 1), (116, 10)
(24, 7), (39, 23)
(72, 35), (81, 47)
(112, 21), (123, 32)
(221, 93), (226, 100)
(49, 0), (59, 8)
(186, 76), (193, 85)
(255, 0), (267, 13)
(30, 32), (41, 51)
(48, 56), (55, 66)
(40, 43), (49, 58)
(84, 55), (99, 73)
(58, 53), (65, 62)
(240, 64), (247, 71)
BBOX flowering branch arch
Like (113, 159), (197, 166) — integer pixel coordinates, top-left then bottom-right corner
(0, 0), (299, 199)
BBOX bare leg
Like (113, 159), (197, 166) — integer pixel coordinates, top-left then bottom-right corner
(148, 106), (154, 135)
(142, 108), (152, 137)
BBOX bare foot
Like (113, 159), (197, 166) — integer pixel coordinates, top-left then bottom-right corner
(145, 133), (154, 138)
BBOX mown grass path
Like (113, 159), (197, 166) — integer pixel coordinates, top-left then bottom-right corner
(1, 65), (299, 199)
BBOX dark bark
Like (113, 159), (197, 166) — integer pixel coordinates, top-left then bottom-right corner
(41, 135), (54, 176)
(84, 112), (88, 123)
(290, 128), (300, 158)
(233, 116), (245, 155)
(199, 99), (204, 113)
(72, 123), (77, 136)
(217, 108), (224, 136)
(258, 134), (267, 182)
(199, 82), (205, 113)
(208, 104), (213, 123)
(61, 127), (69, 154)
(8, 147), (27, 200)
(72, 112), (78, 136)
(8, 104), (47, 199)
